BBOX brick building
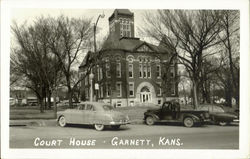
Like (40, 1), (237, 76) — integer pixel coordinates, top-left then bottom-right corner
(79, 9), (178, 107)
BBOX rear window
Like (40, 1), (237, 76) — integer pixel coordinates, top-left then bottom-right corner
(103, 105), (114, 111)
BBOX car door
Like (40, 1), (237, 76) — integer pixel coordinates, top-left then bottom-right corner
(84, 104), (95, 124)
(161, 103), (173, 120)
(70, 104), (86, 124)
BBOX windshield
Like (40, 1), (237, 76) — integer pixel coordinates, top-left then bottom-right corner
(103, 105), (114, 111)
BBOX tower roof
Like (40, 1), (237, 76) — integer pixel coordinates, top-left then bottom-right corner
(114, 9), (133, 15)
(108, 9), (134, 21)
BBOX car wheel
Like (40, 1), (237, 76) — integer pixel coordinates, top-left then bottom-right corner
(111, 125), (121, 129)
(218, 121), (227, 126)
(145, 116), (155, 125)
(58, 116), (67, 127)
(183, 117), (194, 127)
(94, 124), (105, 131)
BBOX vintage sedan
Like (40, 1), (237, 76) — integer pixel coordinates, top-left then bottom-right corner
(198, 105), (239, 126)
(57, 102), (129, 131)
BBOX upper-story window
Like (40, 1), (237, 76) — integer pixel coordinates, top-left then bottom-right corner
(171, 82), (175, 95)
(106, 63), (111, 78)
(156, 64), (161, 78)
(120, 18), (131, 38)
(116, 63), (121, 78)
(139, 64), (143, 78)
(116, 57), (121, 78)
(127, 55), (134, 63)
(128, 64), (133, 78)
(170, 67), (175, 78)
(116, 82), (122, 97)
(138, 56), (151, 79)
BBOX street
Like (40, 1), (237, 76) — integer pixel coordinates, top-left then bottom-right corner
(10, 123), (239, 149)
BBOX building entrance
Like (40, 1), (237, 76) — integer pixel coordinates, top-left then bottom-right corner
(140, 87), (152, 103)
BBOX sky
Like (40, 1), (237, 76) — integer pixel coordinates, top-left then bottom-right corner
(11, 8), (156, 43)
(10, 8), (158, 68)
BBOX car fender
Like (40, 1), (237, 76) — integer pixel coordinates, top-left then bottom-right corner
(182, 113), (200, 122)
(144, 113), (160, 121)
(91, 113), (112, 125)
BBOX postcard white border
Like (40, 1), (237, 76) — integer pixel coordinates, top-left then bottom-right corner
(1, 0), (249, 159)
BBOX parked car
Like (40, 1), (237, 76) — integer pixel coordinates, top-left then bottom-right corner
(198, 105), (239, 126)
(57, 101), (130, 131)
(144, 101), (210, 127)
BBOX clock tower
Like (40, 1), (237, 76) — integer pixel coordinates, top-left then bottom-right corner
(108, 9), (135, 39)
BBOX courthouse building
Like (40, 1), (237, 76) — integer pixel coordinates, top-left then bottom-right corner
(79, 9), (179, 107)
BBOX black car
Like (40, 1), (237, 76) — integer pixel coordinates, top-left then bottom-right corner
(144, 101), (210, 127)
(198, 105), (239, 126)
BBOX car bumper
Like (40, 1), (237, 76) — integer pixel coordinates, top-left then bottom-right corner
(109, 120), (130, 125)
(233, 119), (239, 122)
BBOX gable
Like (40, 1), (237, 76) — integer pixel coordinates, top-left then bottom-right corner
(136, 44), (154, 52)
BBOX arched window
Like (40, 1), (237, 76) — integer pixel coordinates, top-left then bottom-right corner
(127, 55), (134, 63)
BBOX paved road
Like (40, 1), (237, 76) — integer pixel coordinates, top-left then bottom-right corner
(10, 123), (239, 149)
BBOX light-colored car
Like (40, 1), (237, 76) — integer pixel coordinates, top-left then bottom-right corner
(57, 101), (129, 131)
(198, 105), (238, 126)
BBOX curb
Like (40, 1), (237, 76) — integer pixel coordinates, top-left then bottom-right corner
(10, 119), (57, 127)
(10, 119), (144, 127)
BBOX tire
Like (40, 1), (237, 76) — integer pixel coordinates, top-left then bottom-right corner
(145, 116), (155, 125)
(58, 116), (67, 127)
(111, 125), (121, 129)
(218, 121), (227, 126)
(94, 124), (105, 131)
(183, 117), (194, 127)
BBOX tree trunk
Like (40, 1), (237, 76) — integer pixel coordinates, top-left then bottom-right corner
(192, 80), (198, 109)
(48, 91), (52, 109)
(39, 97), (44, 113)
(53, 90), (57, 118)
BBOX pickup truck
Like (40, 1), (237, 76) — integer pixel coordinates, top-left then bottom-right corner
(144, 101), (210, 127)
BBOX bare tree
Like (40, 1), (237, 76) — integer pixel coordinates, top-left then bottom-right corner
(11, 18), (63, 112)
(46, 15), (93, 108)
(219, 10), (240, 106)
(142, 10), (223, 109)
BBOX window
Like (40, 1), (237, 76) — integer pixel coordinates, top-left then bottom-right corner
(127, 55), (134, 63)
(156, 65), (161, 78)
(116, 82), (122, 97)
(86, 104), (94, 111)
(139, 56), (143, 63)
(157, 82), (162, 96)
(103, 105), (114, 111)
(116, 62), (121, 77)
(78, 104), (86, 110)
(128, 64), (133, 78)
(116, 101), (122, 107)
(120, 18), (131, 38)
(171, 83), (175, 95)
(158, 100), (161, 105)
(129, 82), (134, 97)
(139, 64), (143, 78)
(143, 65), (147, 78)
(147, 65), (151, 78)
(106, 63), (110, 78)
(170, 67), (175, 78)
(106, 83), (110, 97)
